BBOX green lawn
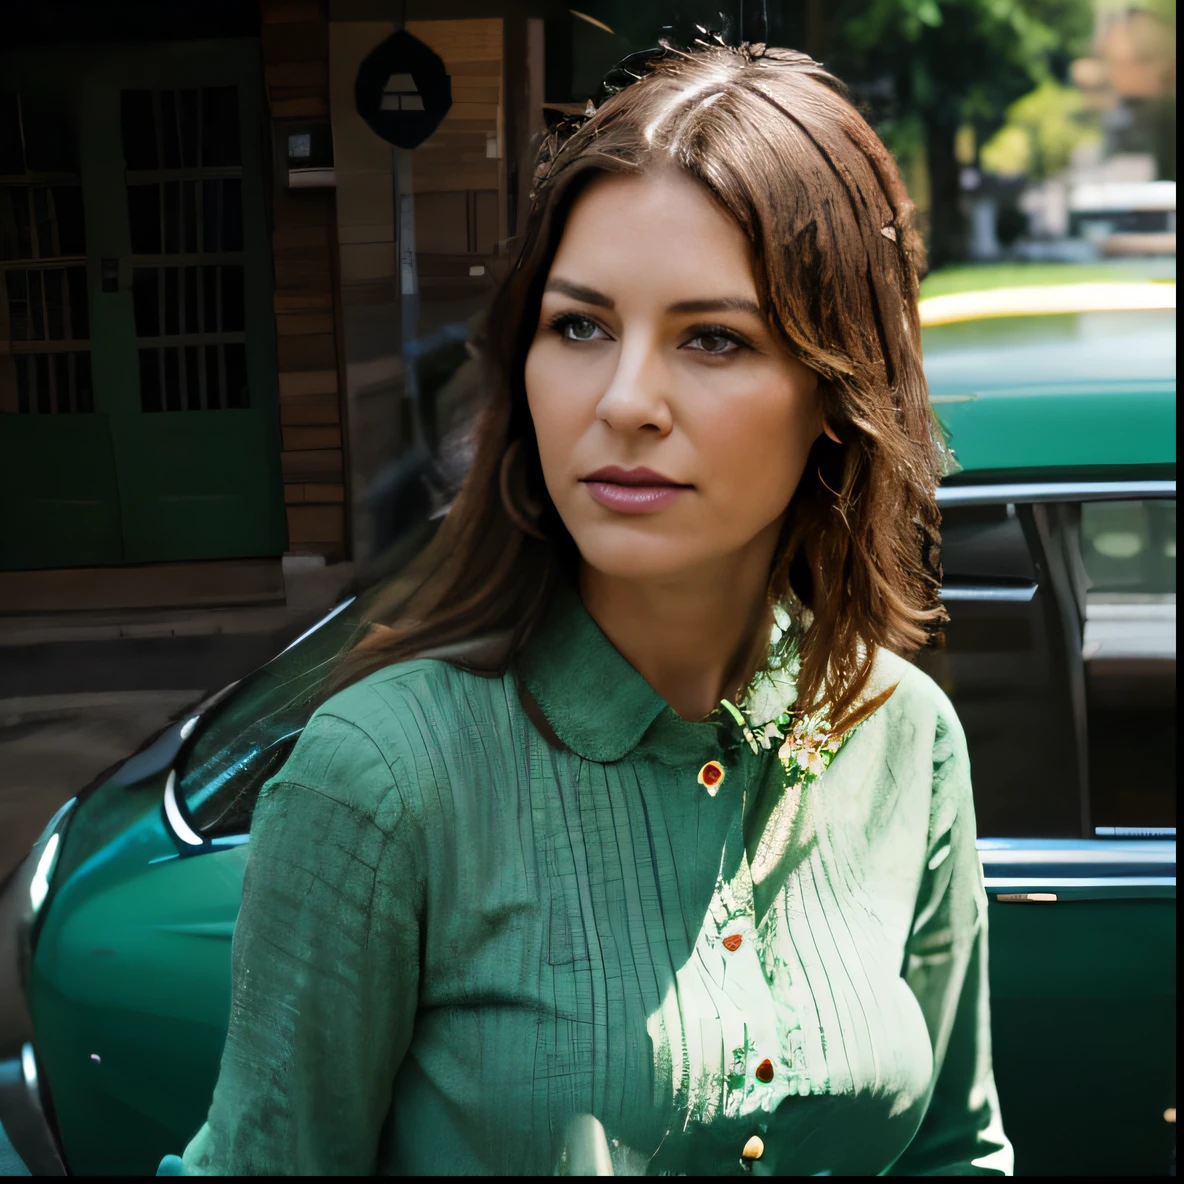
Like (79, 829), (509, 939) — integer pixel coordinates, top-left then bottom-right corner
(919, 259), (1177, 299)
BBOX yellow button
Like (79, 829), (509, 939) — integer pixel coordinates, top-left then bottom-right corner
(742, 1135), (764, 1161)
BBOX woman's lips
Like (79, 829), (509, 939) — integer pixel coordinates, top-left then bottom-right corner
(580, 467), (692, 515)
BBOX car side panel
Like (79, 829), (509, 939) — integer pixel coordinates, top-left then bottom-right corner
(985, 848), (1175, 1177)
(28, 817), (245, 1177)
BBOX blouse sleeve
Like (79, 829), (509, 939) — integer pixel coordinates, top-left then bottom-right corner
(158, 707), (425, 1176)
(887, 700), (1014, 1176)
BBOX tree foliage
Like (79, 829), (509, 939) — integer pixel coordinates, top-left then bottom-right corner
(561, 0), (1099, 263)
(980, 78), (1100, 178)
(819, 0), (1095, 263)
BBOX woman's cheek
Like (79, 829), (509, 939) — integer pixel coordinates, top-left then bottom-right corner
(693, 385), (807, 529)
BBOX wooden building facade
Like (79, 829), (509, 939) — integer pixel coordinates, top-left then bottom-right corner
(0, 0), (642, 606)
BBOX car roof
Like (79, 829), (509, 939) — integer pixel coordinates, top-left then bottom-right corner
(921, 294), (1176, 482)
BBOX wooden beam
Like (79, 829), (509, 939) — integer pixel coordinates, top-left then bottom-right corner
(279, 369), (337, 398)
(282, 424), (342, 451)
(280, 400), (340, 425)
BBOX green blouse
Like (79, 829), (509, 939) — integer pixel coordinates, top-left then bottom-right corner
(167, 583), (1012, 1176)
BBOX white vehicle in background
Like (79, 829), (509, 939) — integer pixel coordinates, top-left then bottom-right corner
(1069, 179), (1177, 256)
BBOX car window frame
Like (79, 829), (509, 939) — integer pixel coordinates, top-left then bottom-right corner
(935, 477), (1176, 840)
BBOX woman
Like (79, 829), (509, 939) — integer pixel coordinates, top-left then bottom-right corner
(165, 42), (1012, 1176)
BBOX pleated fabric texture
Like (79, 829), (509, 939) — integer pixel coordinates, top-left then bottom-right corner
(168, 585), (1012, 1176)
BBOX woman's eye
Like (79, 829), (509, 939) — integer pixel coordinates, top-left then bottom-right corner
(551, 315), (604, 342)
(686, 331), (743, 356)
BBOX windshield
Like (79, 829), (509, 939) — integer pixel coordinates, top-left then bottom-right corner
(178, 581), (388, 836)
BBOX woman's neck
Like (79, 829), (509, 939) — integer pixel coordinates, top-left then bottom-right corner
(577, 527), (779, 722)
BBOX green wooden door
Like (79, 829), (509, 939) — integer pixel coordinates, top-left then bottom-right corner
(0, 41), (286, 571)
(1, 59), (123, 568)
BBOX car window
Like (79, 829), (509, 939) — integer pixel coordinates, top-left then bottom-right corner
(1076, 498), (1176, 830)
(918, 500), (1086, 839)
(178, 505), (444, 838)
(178, 593), (373, 836)
(1080, 499), (1175, 597)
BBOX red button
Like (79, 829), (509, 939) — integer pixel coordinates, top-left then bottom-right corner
(698, 761), (724, 789)
(755, 1059), (775, 1083)
(722, 934), (743, 952)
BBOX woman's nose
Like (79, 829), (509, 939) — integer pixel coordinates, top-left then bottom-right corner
(594, 339), (673, 435)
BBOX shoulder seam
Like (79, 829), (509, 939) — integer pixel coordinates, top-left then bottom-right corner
(302, 710), (407, 833)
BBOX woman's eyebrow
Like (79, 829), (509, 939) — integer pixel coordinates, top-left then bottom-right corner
(544, 279), (761, 317)
(668, 296), (761, 315)
(544, 278), (614, 307)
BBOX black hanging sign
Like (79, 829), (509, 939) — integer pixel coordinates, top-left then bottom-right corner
(355, 29), (452, 149)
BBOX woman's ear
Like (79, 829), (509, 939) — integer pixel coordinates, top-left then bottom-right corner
(822, 420), (842, 445)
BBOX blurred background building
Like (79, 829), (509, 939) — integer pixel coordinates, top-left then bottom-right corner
(0, 0), (1175, 605)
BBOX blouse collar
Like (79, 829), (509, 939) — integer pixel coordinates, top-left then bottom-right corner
(516, 581), (789, 766)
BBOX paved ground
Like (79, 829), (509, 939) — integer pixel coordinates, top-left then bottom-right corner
(0, 691), (204, 886)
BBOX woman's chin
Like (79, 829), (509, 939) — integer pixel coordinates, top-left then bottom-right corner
(571, 525), (718, 584)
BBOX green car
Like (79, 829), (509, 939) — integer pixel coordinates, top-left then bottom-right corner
(2, 281), (1176, 1176)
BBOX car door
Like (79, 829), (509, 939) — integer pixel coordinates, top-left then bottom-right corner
(924, 479), (1177, 1177)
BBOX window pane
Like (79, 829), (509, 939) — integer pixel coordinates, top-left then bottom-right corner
(1, 189), (33, 259)
(224, 341), (248, 408)
(183, 266), (199, 334)
(201, 264), (217, 332)
(179, 89), (199, 168)
(32, 187), (53, 256)
(120, 89), (158, 170)
(221, 179), (243, 250)
(160, 90), (181, 169)
(54, 351), (71, 413)
(179, 599), (368, 835)
(185, 345), (201, 410)
(28, 270), (45, 339)
(163, 180), (180, 253)
(67, 265), (89, 339)
(1081, 500), (1176, 596)
(139, 347), (161, 412)
(132, 267), (159, 337)
(1082, 499), (1175, 830)
(200, 180), (218, 252)
(182, 180), (198, 252)
(35, 354), (50, 414)
(44, 268), (64, 339)
(221, 264), (245, 331)
(164, 346), (181, 411)
(201, 86), (240, 166)
(5, 271), (29, 339)
(163, 266), (180, 336)
(51, 185), (85, 255)
(133, 268), (161, 338)
(916, 502), (1081, 837)
(128, 184), (161, 254)
(205, 343), (221, 408)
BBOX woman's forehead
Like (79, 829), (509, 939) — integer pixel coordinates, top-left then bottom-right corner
(549, 170), (758, 302)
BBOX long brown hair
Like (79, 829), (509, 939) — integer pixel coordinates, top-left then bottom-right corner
(329, 42), (948, 729)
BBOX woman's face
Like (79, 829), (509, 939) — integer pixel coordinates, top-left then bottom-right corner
(525, 168), (824, 584)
